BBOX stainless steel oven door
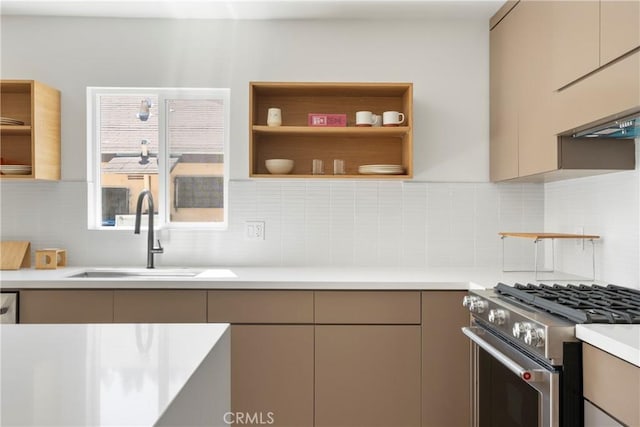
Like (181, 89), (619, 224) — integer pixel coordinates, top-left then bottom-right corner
(463, 326), (560, 427)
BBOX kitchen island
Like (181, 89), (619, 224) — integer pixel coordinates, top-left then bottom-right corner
(0, 323), (230, 426)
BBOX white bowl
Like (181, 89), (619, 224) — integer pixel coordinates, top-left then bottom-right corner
(265, 159), (294, 174)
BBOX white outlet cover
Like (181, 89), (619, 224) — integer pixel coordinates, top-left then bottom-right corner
(245, 221), (265, 241)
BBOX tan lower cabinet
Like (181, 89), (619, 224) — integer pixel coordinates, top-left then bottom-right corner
(315, 325), (422, 427)
(113, 290), (207, 323)
(231, 325), (314, 427)
(208, 291), (314, 427)
(422, 291), (470, 427)
(208, 290), (313, 324)
(19, 287), (472, 427)
(19, 290), (113, 323)
(583, 343), (640, 426)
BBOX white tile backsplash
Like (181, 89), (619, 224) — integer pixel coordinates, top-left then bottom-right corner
(1, 179), (547, 270)
(6, 169), (638, 289)
(545, 164), (639, 288)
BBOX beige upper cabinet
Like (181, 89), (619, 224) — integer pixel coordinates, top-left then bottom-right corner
(517, 1), (558, 177)
(551, 1), (600, 90)
(552, 0), (640, 90)
(490, 1), (561, 180)
(490, 0), (637, 182)
(552, 50), (640, 134)
(489, 3), (521, 181)
(600, 0), (640, 65)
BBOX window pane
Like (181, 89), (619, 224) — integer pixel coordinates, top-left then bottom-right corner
(99, 94), (159, 227)
(167, 98), (225, 223)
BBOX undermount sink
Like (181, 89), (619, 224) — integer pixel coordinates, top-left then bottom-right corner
(67, 268), (237, 279)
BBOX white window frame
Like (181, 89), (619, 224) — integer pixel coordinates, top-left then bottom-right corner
(86, 87), (230, 231)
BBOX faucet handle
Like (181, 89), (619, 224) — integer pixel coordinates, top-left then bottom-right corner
(152, 240), (164, 254)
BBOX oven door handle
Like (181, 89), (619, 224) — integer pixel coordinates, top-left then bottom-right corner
(462, 326), (547, 382)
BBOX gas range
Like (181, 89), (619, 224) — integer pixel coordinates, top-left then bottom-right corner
(464, 283), (640, 366)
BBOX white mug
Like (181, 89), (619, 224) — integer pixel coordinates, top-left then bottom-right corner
(355, 111), (375, 126)
(382, 111), (405, 126)
(372, 114), (382, 127)
(267, 108), (282, 127)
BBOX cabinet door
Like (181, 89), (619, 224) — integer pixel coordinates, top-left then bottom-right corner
(584, 400), (625, 427)
(315, 325), (421, 427)
(517, 1), (558, 176)
(422, 291), (470, 427)
(113, 290), (207, 323)
(600, 0), (640, 65)
(551, 0), (600, 89)
(553, 51), (640, 134)
(231, 325), (314, 427)
(489, 3), (520, 181)
(19, 290), (113, 323)
(583, 343), (640, 426)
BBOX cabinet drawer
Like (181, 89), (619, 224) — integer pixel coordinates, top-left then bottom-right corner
(114, 290), (207, 323)
(583, 343), (640, 427)
(314, 291), (421, 324)
(19, 290), (113, 323)
(208, 291), (313, 324)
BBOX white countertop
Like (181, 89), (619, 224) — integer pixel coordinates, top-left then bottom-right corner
(576, 324), (640, 367)
(3, 266), (636, 370)
(0, 323), (230, 426)
(0, 265), (593, 290)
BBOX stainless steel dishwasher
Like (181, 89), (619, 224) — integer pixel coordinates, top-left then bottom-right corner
(0, 292), (18, 323)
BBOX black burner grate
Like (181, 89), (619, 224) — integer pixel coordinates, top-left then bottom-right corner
(495, 283), (640, 324)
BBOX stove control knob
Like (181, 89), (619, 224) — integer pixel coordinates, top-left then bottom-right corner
(463, 296), (487, 313)
(469, 299), (488, 314)
(524, 328), (545, 348)
(462, 296), (475, 309)
(512, 322), (531, 339)
(488, 309), (507, 325)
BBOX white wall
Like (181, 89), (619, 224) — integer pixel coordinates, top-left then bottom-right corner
(2, 15), (517, 269)
(5, 15), (636, 283)
(0, 16), (490, 182)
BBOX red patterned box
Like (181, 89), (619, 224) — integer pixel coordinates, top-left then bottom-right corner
(308, 113), (347, 127)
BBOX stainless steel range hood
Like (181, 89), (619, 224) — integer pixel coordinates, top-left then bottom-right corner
(572, 112), (640, 138)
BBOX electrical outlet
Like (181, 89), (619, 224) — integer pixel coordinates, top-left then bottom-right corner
(575, 227), (584, 250)
(245, 221), (265, 241)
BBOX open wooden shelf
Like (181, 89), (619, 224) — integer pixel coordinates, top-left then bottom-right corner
(252, 125), (410, 137)
(499, 232), (601, 240)
(0, 80), (60, 181)
(250, 82), (413, 179)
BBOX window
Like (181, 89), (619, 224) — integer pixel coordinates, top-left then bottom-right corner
(87, 87), (229, 230)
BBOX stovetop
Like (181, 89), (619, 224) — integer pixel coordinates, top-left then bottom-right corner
(495, 283), (640, 324)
